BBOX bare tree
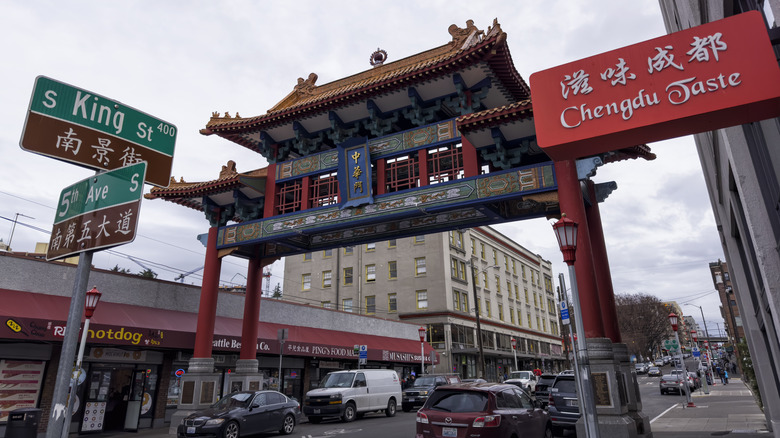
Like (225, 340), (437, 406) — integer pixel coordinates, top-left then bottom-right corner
(616, 293), (672, 360)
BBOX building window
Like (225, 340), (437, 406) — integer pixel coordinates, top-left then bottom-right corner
(498, 304), (504, 321)
(323, 249), (333, 258)
(536, 316), (541, 330)
(525, 288), (529, 302)
(366, 243), (376, 252)
(495, 276), (501, 294)
(471, 238), (476, 255)
(514, 284), (519, 300)
(527, 312), (532, 328)
(542, 318), (547, 332)
(512, 260), (516, 274)
(506, 281), (512, 296)
(504, 255), (509, 270)
(483, 272), (489, 288)
(322, 270), (332, 288)
(485, 299), (492, 318)
(385, 154), (419, 193)
(451, 258), (459, 278)
(416, 290), (428, 309)
(453, 291), (460, 311)
(517, 310), (523, 326)
(522, 265), (526, 279)
(510, 308), (515, 324)
(427, 143), (464, 184)
(493, 249), (498, 266)
(415, 257), (427, 276)
(342, 298), (353, 313)
(343, 267), (353, 285)
(388, 239), (397, 248)
(309, 172), (339, 207)
(461, 293), (469, 313)
(344, 246), (354, 255)
(303, 252), (312, 261)
(388, 261), (398, 279)
(480, 243), (486, 259)
(321, 301), (333, 309)
(388, 293), (397, 313)
(414, 235), (425, 244)
(302, 274), (311, 291)
(450, 230), (464, 249)
(366, 296), (376, 314)
(366, 265), (376, 282)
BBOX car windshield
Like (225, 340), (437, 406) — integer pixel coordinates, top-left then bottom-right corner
(321, 372), (355, 388)
(427, 391), (488, 413)
(510, 371), (532, 380)
(414, 376), (438, 387)
(212, 392), (252, 409)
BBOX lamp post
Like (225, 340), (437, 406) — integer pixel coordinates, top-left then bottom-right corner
(684, 303), (714, 392)
(668, 312), (695, 408)
(552, 214), (599, 438)
(419, 326), (427, 375)
(510, 338), (518, 372)
(61, 287), (101, 438)
(467, 260), (499, 379)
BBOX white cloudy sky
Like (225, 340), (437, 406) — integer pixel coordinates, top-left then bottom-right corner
(0, 1), (726, 335)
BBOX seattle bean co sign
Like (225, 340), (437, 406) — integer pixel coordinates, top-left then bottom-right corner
(530, 11), (780, 160)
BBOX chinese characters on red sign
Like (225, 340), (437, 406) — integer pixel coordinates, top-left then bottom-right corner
(530, 11), (780, 161)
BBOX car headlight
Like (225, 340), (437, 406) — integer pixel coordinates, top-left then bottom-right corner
(330, 393), (342, 399)
(419, 391), (428, 396)
(205, 419), (225, 426)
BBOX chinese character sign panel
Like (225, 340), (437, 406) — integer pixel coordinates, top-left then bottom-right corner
(338, 137), (374, 209)
(530, 11), (780, 160)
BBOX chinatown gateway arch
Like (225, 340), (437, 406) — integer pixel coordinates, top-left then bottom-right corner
(147, 15), (780, 438)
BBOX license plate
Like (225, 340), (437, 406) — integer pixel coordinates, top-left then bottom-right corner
(567, 399), (579, 407)
(187, 427), (195, 434)
(313, 409), (320, 414)
(442, 427), (458, 437)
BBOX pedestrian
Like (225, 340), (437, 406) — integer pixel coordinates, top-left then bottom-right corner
(724, 370), (729, 385)
(732, 362), (737, 374)
(715, 366), (721, 378)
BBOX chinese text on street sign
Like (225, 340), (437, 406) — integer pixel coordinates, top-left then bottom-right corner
(20, 76), (176, 187)
(47, 162), (147, 260)
(530, 11), (780, 161)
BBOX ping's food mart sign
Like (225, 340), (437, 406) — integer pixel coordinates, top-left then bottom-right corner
(530, 11), (780, 160)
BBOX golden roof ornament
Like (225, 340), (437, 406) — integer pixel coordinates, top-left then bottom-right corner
(369, 48), (388, 67)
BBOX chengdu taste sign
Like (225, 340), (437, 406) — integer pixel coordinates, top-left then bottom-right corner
(530, 11), (780, 160)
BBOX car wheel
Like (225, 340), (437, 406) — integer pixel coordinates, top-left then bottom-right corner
(342, 402), (357, 422)
(222, 421), (239, 438)
(280, 414), (295, 435)
(308, 416), (322, 424)
(544, 425), (553, 438)
(385, 399), (397, 417)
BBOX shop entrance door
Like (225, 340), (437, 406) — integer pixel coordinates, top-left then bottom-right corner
(123, 370), (146, 431)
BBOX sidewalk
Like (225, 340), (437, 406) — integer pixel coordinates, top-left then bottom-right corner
(651, 376), (769, 437)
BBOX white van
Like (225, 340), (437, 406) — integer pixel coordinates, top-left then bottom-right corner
(303, 369), (402, 422)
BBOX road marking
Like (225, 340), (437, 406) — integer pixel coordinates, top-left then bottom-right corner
(649, 403), (680, 423)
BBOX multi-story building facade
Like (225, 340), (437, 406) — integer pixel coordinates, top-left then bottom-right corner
(709, 260), (745, 363)
(283, 226), (564, 382)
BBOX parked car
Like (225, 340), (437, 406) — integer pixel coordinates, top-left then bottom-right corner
(659, 374), (687, 395)
(647, 367), (662, 377)
(177, 390), (301, 438)
(415, 383), (552, 438)
(402, 374), (461, 412)
(654, 358), (665, 367)
(547, 374), (580, 436)
(634, 363), (648, 374)
(504, 370), (538, 393)
(303, 369), (401, 423)
(530, 374), (558, 408)
(687, 372), (701, 390)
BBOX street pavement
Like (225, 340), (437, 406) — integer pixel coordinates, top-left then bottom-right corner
(73, 376), (768, 438)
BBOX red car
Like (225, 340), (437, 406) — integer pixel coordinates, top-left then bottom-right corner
(415, 382), (552, 438)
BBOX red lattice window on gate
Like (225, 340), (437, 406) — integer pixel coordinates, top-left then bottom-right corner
(428, 143), (464, 184)
(385, 154), (419, 193)
(277, 179), (302, 214)
(310, 172), (339, 207)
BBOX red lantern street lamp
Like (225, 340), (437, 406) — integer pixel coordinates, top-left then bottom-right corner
(552, 214), (599, 438)
(510, 338), (518, 371)
(418, 326), (427, 375)
(668, 313), (695, 407)
(691, 330), (698, 343)
(84, 287), (102, 318)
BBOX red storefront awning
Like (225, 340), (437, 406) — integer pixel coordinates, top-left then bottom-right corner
(0, 289), (436, 364)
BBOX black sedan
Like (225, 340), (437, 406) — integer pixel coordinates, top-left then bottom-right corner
(178, 390), (301, 438)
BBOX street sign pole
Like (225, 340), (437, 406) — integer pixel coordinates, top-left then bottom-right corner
(46, 250), (93, 438)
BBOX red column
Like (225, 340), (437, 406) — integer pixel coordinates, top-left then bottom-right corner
(193, 225), (223, 358)
(263, 162), (278, 219)
(553, 159), (604, 338)
(585, 180), (621, 342)
(240, 255), (264, 360)
(418, 149), (429, 187)
(376, 159), (386, 196)
(461, 137), (479, 178)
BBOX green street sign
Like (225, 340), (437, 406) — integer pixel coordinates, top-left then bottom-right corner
(47, 162), (146, 260)
(663, 339), (680, 351)
(20, 76), (175, 187)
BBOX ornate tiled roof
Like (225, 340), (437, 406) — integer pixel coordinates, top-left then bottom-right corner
(456, 100), (533, 131)
(201, 19), (529, 137)
(145, 161), (267, 213)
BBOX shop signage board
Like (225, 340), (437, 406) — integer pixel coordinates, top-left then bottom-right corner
(46, 162), (146, 260)
(20, 76), (176, 187)
(530, 11), (780, 161)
